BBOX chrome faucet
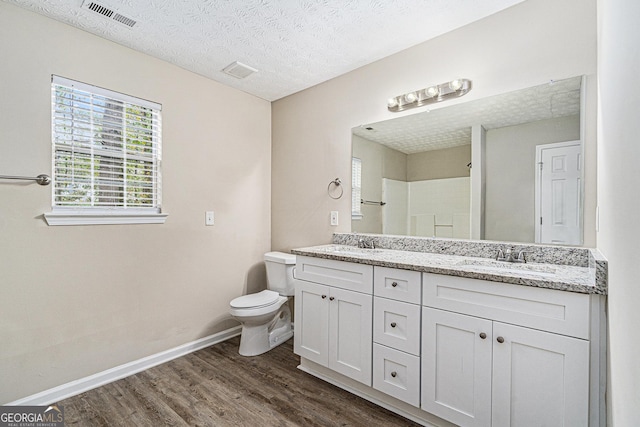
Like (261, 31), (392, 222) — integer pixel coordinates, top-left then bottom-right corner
(496, 248), (528, 263)
(358, 238), (376, 249)
(496, 248), (511, 262)
(513, 250), (528, 263)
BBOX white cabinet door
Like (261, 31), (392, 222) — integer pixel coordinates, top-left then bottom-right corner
(294, 280), (329, 366)
(491, 322), (589, 427)
(421, 307), (492, 427)
(328, 286), (373, 386)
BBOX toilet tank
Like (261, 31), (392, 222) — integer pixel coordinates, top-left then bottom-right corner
(264, 252), (297, 296)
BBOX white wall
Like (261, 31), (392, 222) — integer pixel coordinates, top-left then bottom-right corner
(484, 115), (580, 243)
(0, 3), (271, 403)
(597, 0), (640, 424)
(272, 0), (597, 252)
(351, 135), (406, 234)
(407, 145), (471, 182)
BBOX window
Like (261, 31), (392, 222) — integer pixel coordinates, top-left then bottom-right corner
(45, 76), (167, 225)
(352, 157), (362, 220)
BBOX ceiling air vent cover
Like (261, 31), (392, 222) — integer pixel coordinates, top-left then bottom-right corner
(81, 1), (137, 28)
(222, 61), (258, 79)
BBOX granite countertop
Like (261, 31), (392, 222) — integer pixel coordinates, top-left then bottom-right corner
(291, 244), (605, 295)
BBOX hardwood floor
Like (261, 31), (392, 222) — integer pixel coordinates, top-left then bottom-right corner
(58, 337), (421, 426)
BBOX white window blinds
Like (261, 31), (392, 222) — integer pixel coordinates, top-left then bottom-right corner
(352, 157), (362, 219)
(51, 76), (162, 211)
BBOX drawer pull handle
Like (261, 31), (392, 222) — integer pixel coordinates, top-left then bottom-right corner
(391, 371), (397, 378)
(390, 322), (397, 328)
(329, 296), (335, 301)
(497, 336), (505, 344)
(479, 332), (487, 339)
(391, 281), (398, 288)
(321, 295), (327, 299)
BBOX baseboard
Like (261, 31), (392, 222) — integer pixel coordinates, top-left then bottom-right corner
(8, 326), (242, 406)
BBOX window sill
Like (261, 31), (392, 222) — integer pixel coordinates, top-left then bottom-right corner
(44, 211), (169, 226)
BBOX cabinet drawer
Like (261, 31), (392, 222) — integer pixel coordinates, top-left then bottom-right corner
(296, 256), (373, 293)
(422, 273), (591, 339)
(373, 344), (420, 407)
(374, 266), (421, 304)
(374, 297), (421, 355)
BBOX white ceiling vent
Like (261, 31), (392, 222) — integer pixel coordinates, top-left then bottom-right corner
(222, 61), (258, 79)
(81, 1), (137, 28)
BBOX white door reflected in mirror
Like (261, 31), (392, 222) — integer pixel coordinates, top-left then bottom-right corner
(536, 141), (582, 245)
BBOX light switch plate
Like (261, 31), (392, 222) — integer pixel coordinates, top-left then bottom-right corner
(330, 211), (339, 226)
(205, 211), (214, 226)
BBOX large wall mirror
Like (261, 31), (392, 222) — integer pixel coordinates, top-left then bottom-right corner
(351, 76), (585, 245)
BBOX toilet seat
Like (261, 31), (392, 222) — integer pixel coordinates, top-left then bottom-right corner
(230, 290), (281, 310)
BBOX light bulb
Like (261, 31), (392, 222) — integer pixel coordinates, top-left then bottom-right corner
(425, 86), (439, 97)
(404, 92), (417, 103)
(449, 79), (463, 91)
(387, 97), (399, 108)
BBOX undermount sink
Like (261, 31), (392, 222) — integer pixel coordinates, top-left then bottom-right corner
(455, 259), (557, 278)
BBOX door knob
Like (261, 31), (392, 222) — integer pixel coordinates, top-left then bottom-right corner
(479, 332), (487, 339)
(321, 295), (327, 299)
(390, 322), (397, 328)
(391, 371), (397, 378)
(329, 296), (335, 301)
(497, 336), (505, 343)
(391, 282), (398, 287)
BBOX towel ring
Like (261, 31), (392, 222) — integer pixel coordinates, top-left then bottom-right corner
(327, 178), (343, 199)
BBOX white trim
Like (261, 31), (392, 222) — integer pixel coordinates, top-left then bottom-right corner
(8, 326), (241, 406)
(44, 211), (169, 225)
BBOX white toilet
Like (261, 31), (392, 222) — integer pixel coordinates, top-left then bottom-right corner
(229, 252), (296, 356)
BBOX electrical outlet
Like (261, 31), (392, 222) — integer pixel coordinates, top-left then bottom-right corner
(205, 211), (214, 226)
(330, 211), (339, 226)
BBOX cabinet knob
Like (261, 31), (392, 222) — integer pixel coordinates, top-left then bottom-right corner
(497, 336), (505, 343)
(390, 322), (397, 328)
(391, 371), (397, 378)
(479, 332), (487, 339)
(391, 281), (398, 288)
(329, 296), (335, 301)
(321, 295), (327, 299)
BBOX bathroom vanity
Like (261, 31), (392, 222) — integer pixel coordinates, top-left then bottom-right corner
(291, 234), (607, 427)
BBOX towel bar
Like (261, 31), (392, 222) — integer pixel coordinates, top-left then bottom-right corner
(0, 174), (51, 185)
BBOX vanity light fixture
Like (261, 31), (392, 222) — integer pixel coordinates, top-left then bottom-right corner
(387, 78), (472, 112)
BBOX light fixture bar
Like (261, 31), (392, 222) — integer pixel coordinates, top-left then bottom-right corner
(387, 79), (472, 112)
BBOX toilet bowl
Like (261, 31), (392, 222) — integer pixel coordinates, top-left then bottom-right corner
(229, 252), (296, 356)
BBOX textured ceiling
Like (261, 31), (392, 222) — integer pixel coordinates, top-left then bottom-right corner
(4, 0), (524, 101)
(352, 76), (582, 154)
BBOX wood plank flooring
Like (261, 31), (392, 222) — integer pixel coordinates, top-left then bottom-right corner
(57, 337), (421, 426)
